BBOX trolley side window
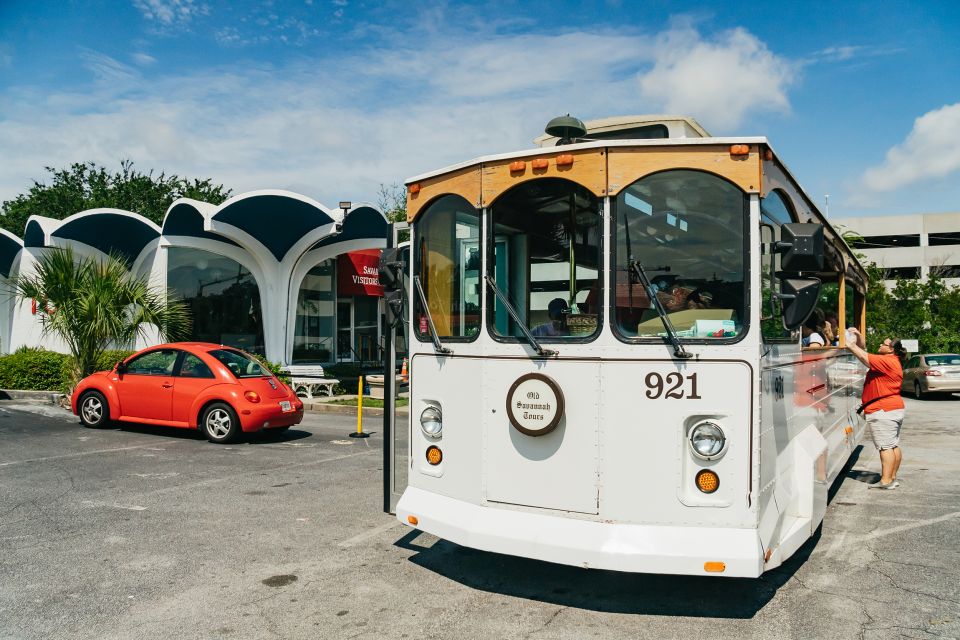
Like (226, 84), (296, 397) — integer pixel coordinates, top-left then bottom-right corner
(413, 194), (481, 341)
(760, 189), (798, 342)
(488, 178), (602, 341)
(612, 170), (748, 342)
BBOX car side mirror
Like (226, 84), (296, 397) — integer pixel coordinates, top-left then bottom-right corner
(378, 248), (404, 292)
(776, 223), (824, 272)
(116, 361), (127, 375)
(779, 277), (821, 330)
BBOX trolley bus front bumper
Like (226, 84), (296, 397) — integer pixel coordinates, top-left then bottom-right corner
(397, 487), (765, 578)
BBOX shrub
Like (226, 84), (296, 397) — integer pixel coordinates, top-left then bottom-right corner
(250, 354), (291, 385)
(0, 348), (71, 391)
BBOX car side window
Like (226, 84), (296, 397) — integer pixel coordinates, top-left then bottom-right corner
(909, 356), (920, 368)
(177, 353), (214, 379)
(124, 350), (179, 376)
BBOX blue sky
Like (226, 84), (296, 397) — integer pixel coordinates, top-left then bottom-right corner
(1, 0), (959, 221)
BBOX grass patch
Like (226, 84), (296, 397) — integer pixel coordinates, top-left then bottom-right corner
(324, 397), (409, 408)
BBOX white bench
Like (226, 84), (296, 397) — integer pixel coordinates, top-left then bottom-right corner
(282, 365), (340, 399)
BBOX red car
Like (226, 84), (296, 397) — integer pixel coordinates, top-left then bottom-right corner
(71, 343), (304, 443)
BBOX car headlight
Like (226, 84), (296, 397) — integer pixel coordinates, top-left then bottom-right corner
(420, 405), (442, 438)
(689, 421), (726, 459)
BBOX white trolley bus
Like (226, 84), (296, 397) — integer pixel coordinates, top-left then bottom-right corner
(379, 115), (869, 578)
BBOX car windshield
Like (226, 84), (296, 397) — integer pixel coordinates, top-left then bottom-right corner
(208, 349), (270, 378)
(926, 355), (960, 366)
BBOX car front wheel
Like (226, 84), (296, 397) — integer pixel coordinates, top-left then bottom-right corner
(201, 402), (241, 444)
(79, 391), (109, 428)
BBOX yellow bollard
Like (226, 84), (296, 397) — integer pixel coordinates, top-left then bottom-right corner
(350, 374), (370, 438)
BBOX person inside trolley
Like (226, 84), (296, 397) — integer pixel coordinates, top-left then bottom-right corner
(532, 298), (570, 337)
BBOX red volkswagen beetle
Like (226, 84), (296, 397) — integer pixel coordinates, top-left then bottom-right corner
(71, 343), (304, 443)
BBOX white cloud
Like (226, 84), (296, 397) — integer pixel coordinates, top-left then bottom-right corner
(132, 52), (158, 66)
(861, 103), (960, 193)
(132, 0), (209, 26)
(78, 49), (140, 85)
(636, 24), (797, 131)
(0, 23), (800, 214)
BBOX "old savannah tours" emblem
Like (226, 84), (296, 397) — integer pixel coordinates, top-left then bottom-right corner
(505, 373), (565, 436)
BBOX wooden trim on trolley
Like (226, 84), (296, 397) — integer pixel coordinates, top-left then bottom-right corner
(480, 148), (607, 206)
(406, 165), (482, 222)
(607, 144), (763, 196)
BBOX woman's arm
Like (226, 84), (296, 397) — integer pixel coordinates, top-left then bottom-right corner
(845, 328), (870, 366)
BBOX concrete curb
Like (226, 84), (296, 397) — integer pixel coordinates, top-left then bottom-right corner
(303, 401), (409, 418)
(0, 389), (66, 405)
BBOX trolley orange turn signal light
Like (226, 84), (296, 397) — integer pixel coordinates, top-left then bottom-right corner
(729, 144), (750, 156)
(426, 445), (443, 465)
(704, 561), (726, 573)
(556, 154), (574, 167)
(244, 390), (261, 403)
(531, 158), (549, 170)
(509, 160), (526, 172)
(408, 183), (421, 194)
(407, 515), (419, 526)
(695, 469), (720, 493)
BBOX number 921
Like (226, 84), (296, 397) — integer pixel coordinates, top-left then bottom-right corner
(644, 372), (701, 400)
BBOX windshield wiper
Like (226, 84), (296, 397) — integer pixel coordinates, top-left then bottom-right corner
(413, 276), (453, 355)
(630, 260), (693, 359)
(484, 275), (557, 357)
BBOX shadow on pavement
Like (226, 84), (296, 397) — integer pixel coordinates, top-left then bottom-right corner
(396, 527), (819, 618)
(102, 421), (313, 444)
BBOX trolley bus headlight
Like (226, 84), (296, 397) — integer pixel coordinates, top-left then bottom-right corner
(420, 405), (443, 438)
(689, 422), (727, 459)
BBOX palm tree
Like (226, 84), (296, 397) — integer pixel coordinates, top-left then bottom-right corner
(14, 247), (191, 385)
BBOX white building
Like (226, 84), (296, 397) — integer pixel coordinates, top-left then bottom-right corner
(0, 190), (389, 366)
(831, 212), (960, 289)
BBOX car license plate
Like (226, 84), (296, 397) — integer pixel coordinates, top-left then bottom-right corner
(280, 400), (292, 412)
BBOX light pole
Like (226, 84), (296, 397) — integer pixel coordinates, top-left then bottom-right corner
(824, 194), (830, 218)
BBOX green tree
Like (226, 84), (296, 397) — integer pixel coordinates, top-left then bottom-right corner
(377, 182), (409, 242)
(0, 160), (231, 233)
(13, 247), (191, 386)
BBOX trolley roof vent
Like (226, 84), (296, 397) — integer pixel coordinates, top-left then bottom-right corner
(535, 115), (711, 147)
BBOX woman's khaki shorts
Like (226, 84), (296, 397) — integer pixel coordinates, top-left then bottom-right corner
(866, 408), (905, 450)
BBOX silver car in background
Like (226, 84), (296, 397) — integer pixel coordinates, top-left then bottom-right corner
(901, 354), (960, 399)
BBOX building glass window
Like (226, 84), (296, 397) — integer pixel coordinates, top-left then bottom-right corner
(613, 170), (747, 342)
(848, 234), (921, 249)
(883, 266), (921, 279)
(488, 178), (602, 341)
(293, 261), (335, 363)
(928, 231), (960, 247)
(167, 247), (265, 355)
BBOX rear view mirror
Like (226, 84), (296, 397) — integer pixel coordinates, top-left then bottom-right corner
(116, 361), (127, 374)
(378, 248), (404, 292)
(780, 277), (821, 330)
(778, 223), (824, 272)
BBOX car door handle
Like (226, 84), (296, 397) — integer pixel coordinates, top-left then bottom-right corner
(162, 382), (173, 389)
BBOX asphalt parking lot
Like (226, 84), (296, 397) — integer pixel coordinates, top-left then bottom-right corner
(1, 397), (959, 640)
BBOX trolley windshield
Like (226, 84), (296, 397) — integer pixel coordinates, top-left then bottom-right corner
(613, 170), (748, 342)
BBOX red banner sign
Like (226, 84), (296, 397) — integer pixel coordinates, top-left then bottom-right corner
(337, 250), (384, 297)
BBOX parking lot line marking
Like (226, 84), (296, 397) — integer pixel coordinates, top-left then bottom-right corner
(338, 520), (403, 548)
(858, 511), (960, 542)
(0, 444), (175, 468)
(81, 500), (147, 511)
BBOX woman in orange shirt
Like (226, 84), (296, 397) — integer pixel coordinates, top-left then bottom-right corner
(846, 329), (906, 489)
